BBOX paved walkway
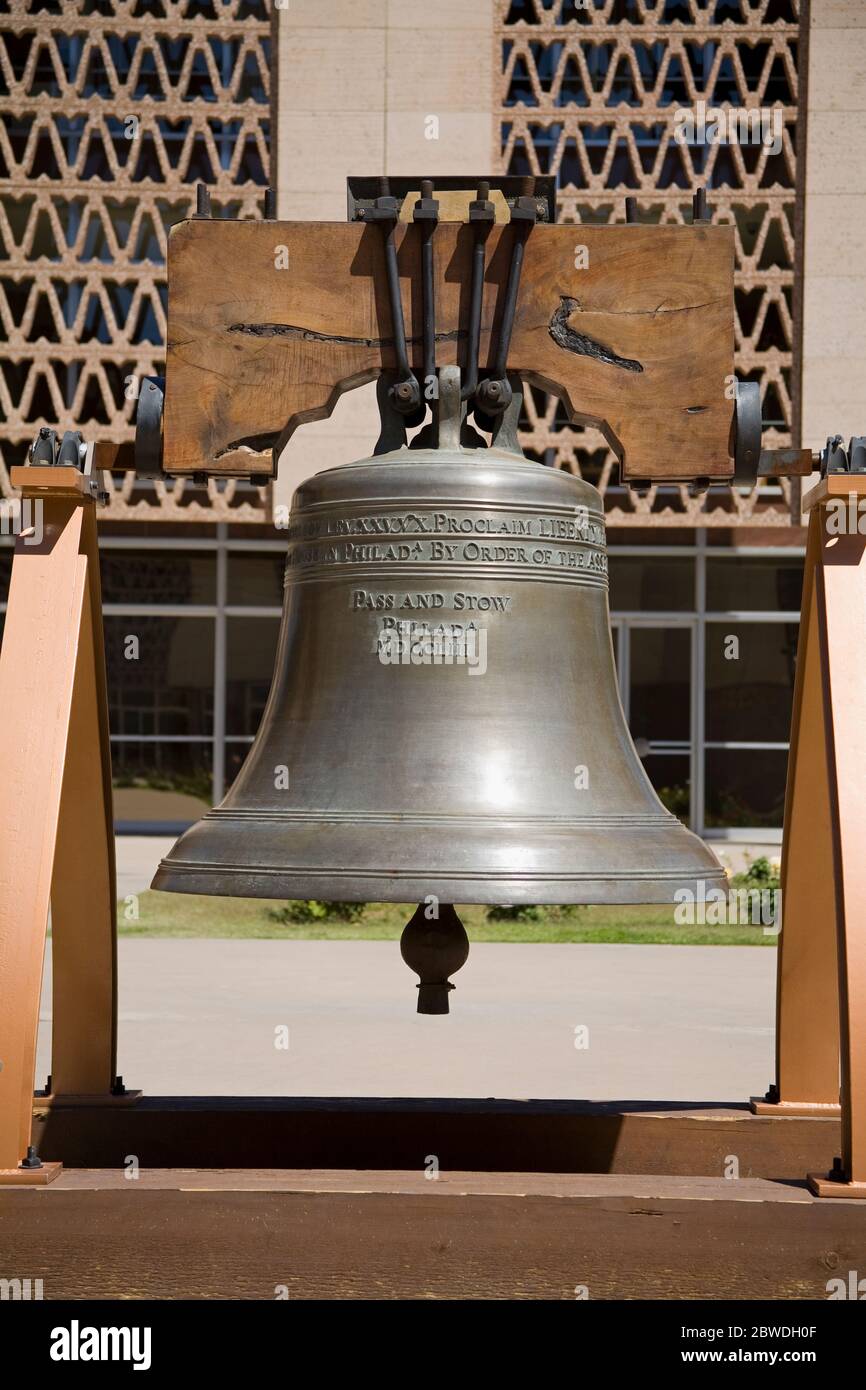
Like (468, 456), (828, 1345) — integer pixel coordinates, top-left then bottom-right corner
(115, 836), (177, 901)
(36, 940), (774, 1102)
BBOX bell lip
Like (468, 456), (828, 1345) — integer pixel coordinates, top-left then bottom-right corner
(152, 811), (727, 905)
(150, 863), (729, 907)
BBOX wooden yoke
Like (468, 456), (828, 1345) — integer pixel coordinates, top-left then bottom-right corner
(0, 467), (128, 1183)
(164, 218), (736, 484)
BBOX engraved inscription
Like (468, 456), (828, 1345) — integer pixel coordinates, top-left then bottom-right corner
(376, 618), (488, 675)
(352, 590), (514, 613)
(289, 509), (603, 545)
(285, 507), (607, 582)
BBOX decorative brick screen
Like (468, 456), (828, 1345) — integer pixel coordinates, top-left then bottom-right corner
(0, 0), (271, 521)
(496, 0), (803, 526)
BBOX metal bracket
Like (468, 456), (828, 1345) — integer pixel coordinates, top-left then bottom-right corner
(361, 179), (422, 418)
(413, 180), (439, 404)
(489, 376), (526, 458)
(347, 174), (556, 226)
(135, 375), (165, 478)
(757, 446), (815, 479)
(27, 427), (108, 503)
(821, 434), (866, 476)
(462, 181), (495, 402)
(692, 186), (710, 225)
(373, 375), (409, 456)
(437, 366), (464, 452)
(732, 380), (763, 485)
(475, 193), (538, 419)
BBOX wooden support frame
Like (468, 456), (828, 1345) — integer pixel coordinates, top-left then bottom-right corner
(751, 506), (841, 1120)
(0, 468), (130, 1184)
(752, 476), (866, 1197)
(0, 466), (862, 1198)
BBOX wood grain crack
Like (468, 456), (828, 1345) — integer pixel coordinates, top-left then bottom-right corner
(548, 296), (643, 373)
(214, 432), (279, 460)
(228, 323), (464, 348)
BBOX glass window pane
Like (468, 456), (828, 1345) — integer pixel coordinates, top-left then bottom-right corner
(609, 556), (693, 612)
(628, 626), (691, 741)
(706, 556), (803, 612)
(99, 549), (216, 604)
(705, 622), (797, 742)
(227, 553), (285, 606)
(705, 749), (787, 829)
(225, 740), (253, 791)
(111, 740), (212, 824)
(641, 752), (690, 824)
(103, 615), (214, 737)
(0, 548), (11, 605)
(226, 616), (280, 736)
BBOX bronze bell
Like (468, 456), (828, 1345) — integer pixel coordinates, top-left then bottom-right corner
(153, 368), (725, 1009)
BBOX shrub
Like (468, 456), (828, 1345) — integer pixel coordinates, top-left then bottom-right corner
(268, 900), (367, 925)
(657, 781), (690, 819)
(729, 856), (781, 928)
(485, 903), (586, 923)
(486, 904), (544, 923)
(730, 856), (781, 893)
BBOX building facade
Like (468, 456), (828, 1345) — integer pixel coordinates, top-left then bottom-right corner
(1, 0), (864, 844)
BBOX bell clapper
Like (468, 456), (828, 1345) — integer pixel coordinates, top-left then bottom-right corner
(400, 903), (470, 1015)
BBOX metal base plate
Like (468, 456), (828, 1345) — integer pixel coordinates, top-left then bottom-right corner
(750, 1095), (841, 1118)
(0, 1161), (62, 1185)
(808, 1171), (866, 1200)
(33, 1089), (143, 1111)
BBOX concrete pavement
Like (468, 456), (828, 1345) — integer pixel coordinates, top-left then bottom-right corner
(115, 836), (176, 901)
(36, 940), (774, 1102)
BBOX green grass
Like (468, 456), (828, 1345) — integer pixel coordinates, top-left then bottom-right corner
(118, 892), (777, 946)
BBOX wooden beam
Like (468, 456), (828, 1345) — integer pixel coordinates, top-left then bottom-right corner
(32, 1098), (839, 1182)
(2, 1169), (864, 1300)
(165, 218), (735, 484)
